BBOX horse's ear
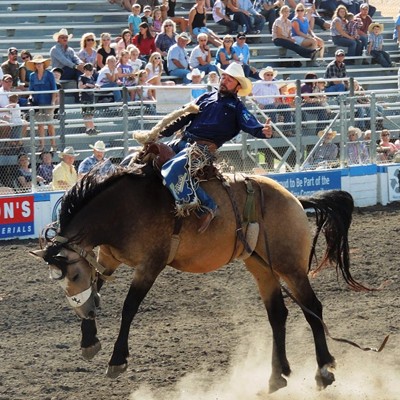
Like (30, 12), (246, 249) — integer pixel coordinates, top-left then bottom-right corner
(29, 249), (46, 259)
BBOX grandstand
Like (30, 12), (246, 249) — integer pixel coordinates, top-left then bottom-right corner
(0, 0), (399, 192)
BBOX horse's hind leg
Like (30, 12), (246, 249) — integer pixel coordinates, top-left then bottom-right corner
(284, 274), (336, 390)
(244, 255), (291, 393)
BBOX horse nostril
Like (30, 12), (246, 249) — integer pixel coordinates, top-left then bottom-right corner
(72, 274), (79, 282)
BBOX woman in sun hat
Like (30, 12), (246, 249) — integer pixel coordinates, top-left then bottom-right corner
(28, 55), (58, 152)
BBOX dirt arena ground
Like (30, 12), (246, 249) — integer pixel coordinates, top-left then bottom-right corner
(0, 202), (399, 400)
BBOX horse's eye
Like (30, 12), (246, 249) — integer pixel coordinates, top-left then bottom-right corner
(71, 274), (79, 282)
(49, 267), (63, 281)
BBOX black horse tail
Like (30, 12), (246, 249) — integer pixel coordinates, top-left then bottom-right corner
(298, 190), (368, 291)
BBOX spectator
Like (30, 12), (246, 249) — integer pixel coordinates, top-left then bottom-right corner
(232, 32), (259, 79)
(132, 22), (156, 62)
(132, 70), (156, 101)
(50, 28), (84, 81)
(216, 34), (239, 69)
(78, 33), (98, 69)
(152, 7), (164, 34)
(96, 33), (117, 71)
(394, 8), (400, 47)
(15, 153), (45, 191)
(346, 126), (369, 165)
(155, 19), (177, 73)
(254, 0), (282, 34)
(320, 1), (375, 18)
(324, 49), (348, 93)
(301, 0), (330, 31)
(5, 94), (27, 146)
(272, 6), (318, 61)
(166, 32), (191, 83)
(27, 55), (58, 152)
(1, 47), (23, 89)
(231, 0), (266, 34)
(165, 0), (188, 32)
(313, 78), (331, 113)
(377, 129), (397, 162)
(52, 146), (79, 190)
(291, 3), (325, 62)
(330, 5), (362, 63)
(367, 22), (395, 68)
(132, 0), (160, 7)
(213, 0), (240, 35)
(354, 3), (372, 51)
(186, 68), (207, 99)
(51, 67), (62, 120)
(37, 150), (54, 185)
(117, 50), (137, 92)
(306, 129), (338, 169)
(127, 44), (145, 72)
(129, 4), (143, 35)
(117, 29), (133, 57)
(141, 6), (154, 29)
(207, 70), (220, 88)
(79, 63), (100, 135)
(145, 51), (164, 85)
(0, 75), (12, 151)
(78, 140), (114, 178)
(189, 33), (219, 74)
(225, 0), (252, 34)
(188, 0), (223, 47)
(96, 55), (123, 102)
(18, 50), (34, 89)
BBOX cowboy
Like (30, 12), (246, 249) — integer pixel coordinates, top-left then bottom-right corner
(158, 63), (272, 233)
(50, 28), (84, 81)
(78, 140), (114, 178)
(52, 146), (79, 190)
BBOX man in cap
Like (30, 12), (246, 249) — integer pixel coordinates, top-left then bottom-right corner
(159, 63), (272, 233)
(52, 147), (79, 190)
(166, 32), (192, 83)
(50, 28), (84, 81)
(1, 48), (22, 89)
(232, 32), (260, 80)
(78, 140), (114, 178)
(324, 49), (347, 93)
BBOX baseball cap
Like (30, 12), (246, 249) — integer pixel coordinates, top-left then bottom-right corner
(2, 74), (13, 82)
(143, 5), (152, 11)
(335, 49), (345, 56)
(8, 47), (18, 54)
(237, 32), (246, 39)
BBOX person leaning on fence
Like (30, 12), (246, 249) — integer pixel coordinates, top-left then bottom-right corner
(79, 63), (101, 136)
(78, 140), (114, 179)
(52, 146), (79, 191)
(157, 63), (273, 234)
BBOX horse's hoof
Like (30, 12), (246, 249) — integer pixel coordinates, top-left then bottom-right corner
(269, 375), (288, 393)
(106, 363), (128, 379)
(81, 341), (101, 360)
(315, 363), (336, 390)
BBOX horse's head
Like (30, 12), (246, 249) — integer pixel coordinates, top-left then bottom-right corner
(31, 239), (101, 320)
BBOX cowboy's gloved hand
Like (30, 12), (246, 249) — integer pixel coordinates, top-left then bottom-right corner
(262, 117), (273, 138)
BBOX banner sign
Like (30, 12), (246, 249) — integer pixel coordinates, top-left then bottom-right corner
(270, 170), (342, 196)
(0, 195), (34, 238)
(387, 165), (400, 202)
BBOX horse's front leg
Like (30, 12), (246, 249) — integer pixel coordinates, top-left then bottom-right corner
(106, 263), (165, 379)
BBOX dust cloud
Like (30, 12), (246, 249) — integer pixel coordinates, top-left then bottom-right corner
(130, 333), (400, 400)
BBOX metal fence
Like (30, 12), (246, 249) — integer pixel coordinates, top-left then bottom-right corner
(0, 82), (400, 194)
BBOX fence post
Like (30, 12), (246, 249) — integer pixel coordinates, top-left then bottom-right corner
(294, 87), (302, 171)
(58, 89), (66, 150)
(122, 103), (129, 158)
(29, 108), (38, 192)
(370, 93), (377, 163)
(349, 77), (354, 128)
(339, 95), (346, 168)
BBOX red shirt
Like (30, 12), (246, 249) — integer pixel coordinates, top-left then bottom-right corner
(355, 13), (372, 34)
(132, 35), (156, 56)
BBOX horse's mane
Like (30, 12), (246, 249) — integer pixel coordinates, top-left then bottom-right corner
(59, 164), (150, 231)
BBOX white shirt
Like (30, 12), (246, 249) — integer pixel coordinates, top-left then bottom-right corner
(252, 81), (280, 105)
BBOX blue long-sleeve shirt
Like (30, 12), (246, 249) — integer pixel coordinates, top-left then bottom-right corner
(160, 89), (266, 148)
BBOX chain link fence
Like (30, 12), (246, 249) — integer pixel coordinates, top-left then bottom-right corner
(0, 82), (400, 194)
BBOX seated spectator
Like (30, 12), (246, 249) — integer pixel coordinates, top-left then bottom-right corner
(96, 55), (123, 102)
(367, 22), (395, 68)
(97, 33), (117, 71)
(166, 32), (191, 83)
(302, 0), (330, 31)
(132, 70), (156, 101)
(141, 5), (154, 29)
(324, 49), (348, 93)
(207, 70), (220, 88)
(215, 34), (239, 69)
(320, 0), (375, 18)
(189, 33), (219, 74)
(272, 6), (318, 61)
(18, 50), (34, 89)
(165, 0), (188, 32)
(252, 66), (293, 129)
(355, 3), (372, 52)
(6, 94), (27, 146)
(152, 7), (165, 34)
(78, 140), (114, 178)
(291, 4), (325, 62)
(213, 0), (240, 35)
(330, 5), (362, 63)
(50, 29), (84, 81)
(232, 32), (260, 79)
(145, 51), (164, 85)
(313, 78), (331, 113)
(227, 0), (266, 34)
(78, 32), (98, 69)
(127, 44), (146, 72)
(377, 129), (397, 162)
(129, 4), (142, 36)
(0, 75), (13, 149)
(37, 150), (54, 185)
(188, 0), (223, 47)
(1, 47), (24, 90)
(132, 22), (157, 62)
(155, 19), (177, 60)
(117, 29), (133, 57)
(254, 0), (282, 34)
(117, 50), (136, 88)
(186, 68), (207, 99)
(306, 129), (339, 169)
(16, 153), (45, 191)
(346, 126), (369, 165)
(346, 12), (367, 52)
(52, 146), (79, 190)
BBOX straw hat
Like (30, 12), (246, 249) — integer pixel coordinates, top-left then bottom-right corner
(89, 140), (108, 152)
(318, 129), (337, 139)
(368, 22), (384, 32)
(347, 126), (362, 138)
(53, 28), (73, 41)
(186, 68), (205, 80)
(258, 66), (278, 80)
(217, 63), (252, 96)
(177, 32), (191, 43)
(26, 55), (51, 70)
(58, 146), (80, 158)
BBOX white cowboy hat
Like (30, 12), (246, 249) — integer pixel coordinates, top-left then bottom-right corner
(258, 66), (278, 80)
(176, 32), (191, 44)
(347, 126), (362, 138)
(53, 28), (73, 41)
(318, 129), (337, 139)
(186, 68), (205, 80)
(26, 55), (52, 70)
(58, 146), (79, 158)
(89, 140), (108, 152)
(217, 63), (252, 97)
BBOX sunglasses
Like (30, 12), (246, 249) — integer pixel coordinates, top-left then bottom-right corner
(153, 57), (161, 59)
(297, 9), (305, 11)
(165, 24), (173, 27)
(264, 73), (274, 76)
(382, 133), (390, 136)
(86, 38), (95, 41)
(10, 51), (18, 55)
(21, 56), (30, 60)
